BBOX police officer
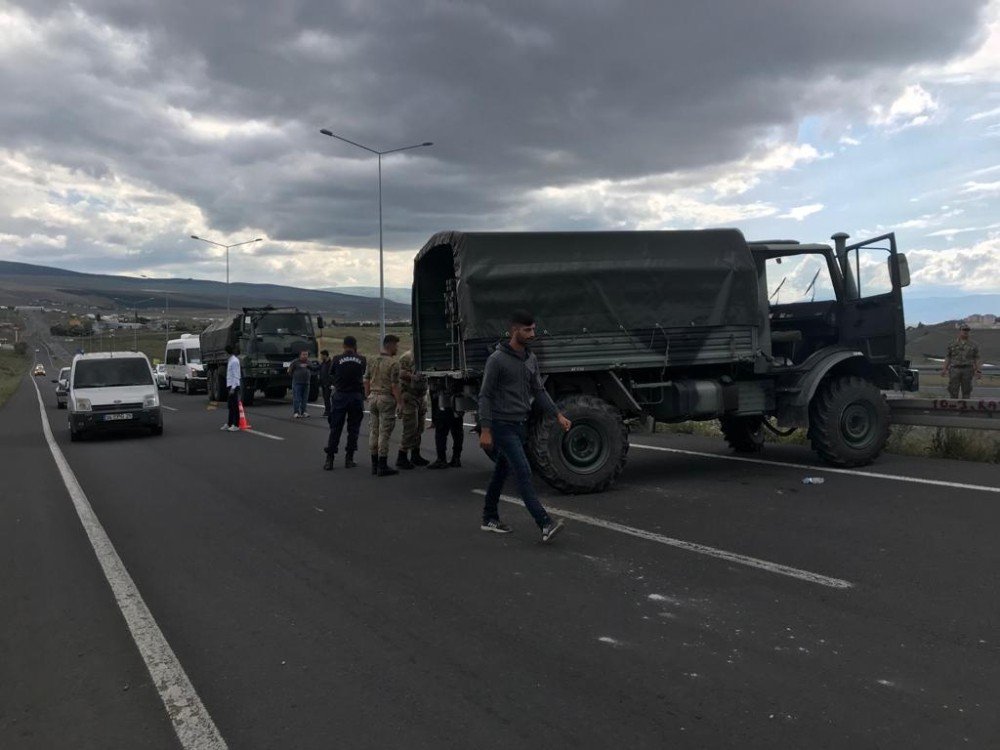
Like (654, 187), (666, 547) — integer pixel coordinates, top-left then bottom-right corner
(323, 337), (366, 470)
(395, 349), (430, 469)
(364, 334), (401, 476)
(942, 324), (982, 399)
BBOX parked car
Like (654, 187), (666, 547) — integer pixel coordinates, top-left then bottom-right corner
(53, 366), (70, 409)
(154, 363), (169, 390)
(68, 352), (163, 441)
(33, 364), (46, 376)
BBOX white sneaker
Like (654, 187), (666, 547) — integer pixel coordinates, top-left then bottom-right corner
(220, 424), (230, 431)
(228, 425), (240, 432)
(293, 413), (301, 419)
(302, 412), (310, 418)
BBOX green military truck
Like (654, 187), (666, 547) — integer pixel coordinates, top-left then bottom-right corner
(200, 306), (322, 406)
(412, 229), (918, 494)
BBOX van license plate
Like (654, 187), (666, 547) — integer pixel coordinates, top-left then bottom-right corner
(104, 413), (133, 421)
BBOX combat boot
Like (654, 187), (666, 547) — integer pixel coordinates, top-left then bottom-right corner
(396, 450), (414, 470)
(323, 455), (334, 471)
(427, 457), (449, 470)
(377, 456), (398, 476)
(345, 452), (357, 469)
(410, 449), (429, 467)
(449, 453), (462, 468)
(371, 453), (379, 475)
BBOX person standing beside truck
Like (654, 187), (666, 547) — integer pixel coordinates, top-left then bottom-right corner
(942, 324), (982, 399)
(288, 349), (312, 418)
(478, 309), (572, 542)
(319, 349), (332, 417)
(427, 397), (465, 470)
(364, 334), (401, 476)
(323, 336), (366, 470)
(222, 344), (241, 432)
(395, 349), (430, 469)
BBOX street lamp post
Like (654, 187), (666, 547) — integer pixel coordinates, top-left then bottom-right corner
(190, 235), (262, 314)
(319, 129), (433, 343)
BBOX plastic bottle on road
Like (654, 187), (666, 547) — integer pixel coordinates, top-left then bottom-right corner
(802, 477), (825, 485)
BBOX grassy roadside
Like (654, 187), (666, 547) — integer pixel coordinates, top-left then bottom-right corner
(0, 349), (29, 409)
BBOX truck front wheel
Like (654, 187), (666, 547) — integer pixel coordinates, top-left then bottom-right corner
(808, 375), (889, 467)
(719, 415), (765, 453)
(529, 395), (628, 494)
(242, 380), (256, 406)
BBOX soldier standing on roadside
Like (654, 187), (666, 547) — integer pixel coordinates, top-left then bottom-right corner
(942, 324), (982, 399)
(395, 349), (430, 470)
(323, 336), (366, 471)
(364, 334), (401, 476)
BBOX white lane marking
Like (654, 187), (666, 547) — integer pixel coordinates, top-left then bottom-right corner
(29, 379), (228, 750)
(160, 405), (179, 412)
(630, 442), (1000, 494)
(241, 428), (285, 441)
(473, 489), (853, 589)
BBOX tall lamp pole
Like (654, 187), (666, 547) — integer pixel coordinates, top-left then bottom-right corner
(190, 235), (262, 314)
(319, 129), (433, 343)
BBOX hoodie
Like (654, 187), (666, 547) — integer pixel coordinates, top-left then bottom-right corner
(477, 341), (558, 428)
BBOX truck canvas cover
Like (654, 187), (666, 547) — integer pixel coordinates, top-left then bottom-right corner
(414, 230), (760, 340)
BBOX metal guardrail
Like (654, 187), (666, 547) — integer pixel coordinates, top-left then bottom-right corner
(887, 397), (999, 430)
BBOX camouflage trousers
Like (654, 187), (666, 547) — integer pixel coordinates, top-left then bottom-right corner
(368, 394), (397, 456)
(948, 367), (974, 399)
(400, 392), (427, 451)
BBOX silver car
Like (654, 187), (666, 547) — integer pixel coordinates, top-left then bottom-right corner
(154, 363), (169, 390)
(53, 367), (70, 409)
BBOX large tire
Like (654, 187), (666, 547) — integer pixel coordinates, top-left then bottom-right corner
(264, 386), (286, 399)
(720, 415), (765, 453)
(207, 368), (220, 402)
(308, 381), (320, 403)
(242, 380), (255, 406)
(529, 395), (628, 494)
(808, 375), (890, 467)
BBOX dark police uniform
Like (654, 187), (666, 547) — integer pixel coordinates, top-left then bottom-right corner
(325, 350), (367, 465)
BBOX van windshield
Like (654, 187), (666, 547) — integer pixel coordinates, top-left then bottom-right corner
(74, 359), (153, 388)
(187, 348), (202, 364)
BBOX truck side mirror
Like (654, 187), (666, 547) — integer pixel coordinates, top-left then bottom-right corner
(316, 315), (324, 330)
(890, 253), (911, 288)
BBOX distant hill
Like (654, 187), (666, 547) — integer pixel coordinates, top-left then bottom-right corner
(317, 286), (411, 304)
(0, 260), (410, 321)
(906, 323), (1000, 366)
(902, 294), (1000, 325)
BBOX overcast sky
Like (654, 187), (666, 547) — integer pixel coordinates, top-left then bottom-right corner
(1, 0), (998, 298)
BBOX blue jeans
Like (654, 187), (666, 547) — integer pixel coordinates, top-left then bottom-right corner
(292, 382), (309, 415)
(483, 421), (550, 528)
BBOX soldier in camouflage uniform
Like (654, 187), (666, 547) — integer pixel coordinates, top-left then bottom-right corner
(364, 334), (401, 476)
(942, 324), (982, 399)
(395, 349), (430, 470)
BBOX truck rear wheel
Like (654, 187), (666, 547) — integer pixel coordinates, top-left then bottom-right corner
(264, 386), (286, 399)
(808, 375), (889, 467)
(719, 415), (765, 453)
(529, 395), (628, 494)
(308, 382), (320, 403)
(242, 380), (256, 406)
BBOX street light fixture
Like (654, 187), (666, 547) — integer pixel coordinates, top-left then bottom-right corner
(190, 235), (262, 314)
(319, 129), (433, 343)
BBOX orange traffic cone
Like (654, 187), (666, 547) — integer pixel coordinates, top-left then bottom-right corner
(237, 400), (252, 431)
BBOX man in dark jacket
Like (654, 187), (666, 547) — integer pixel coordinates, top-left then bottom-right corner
(323, 336), (367, 470)
(318, 349), (332, 416)
(478, 309), (572, 542)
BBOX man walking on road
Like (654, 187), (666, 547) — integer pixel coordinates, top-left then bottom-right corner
(942, 324), (982, 399)
(319, 349), (332, 417)
(222, 344), (241, 432)
(364, 334), (401, 476)
(288, 349), (312, 418)
(324, 336), (366, 470)
(396, 349), (430, 469)
(478, 310), (572, 542)
(427, 394), (465, 470)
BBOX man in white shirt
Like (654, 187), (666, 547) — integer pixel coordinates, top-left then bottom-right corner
(223, 344), (242, 431)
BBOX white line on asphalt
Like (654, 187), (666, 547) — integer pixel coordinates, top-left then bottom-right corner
(241, 428), (285, 441)
(473, 489), (853, 589)
(160, 404), (179, 412)
(29, 380), (228, 749)
(629, 442), (1000, 494)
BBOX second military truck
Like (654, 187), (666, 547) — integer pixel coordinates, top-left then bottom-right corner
(200, 306), (322, 406)
(412, 229), (917, 494)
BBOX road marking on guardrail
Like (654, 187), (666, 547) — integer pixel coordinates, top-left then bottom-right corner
(630, 442), (1000, 494)
(472, 490), (852, 589)
(30, 379), (228, 750)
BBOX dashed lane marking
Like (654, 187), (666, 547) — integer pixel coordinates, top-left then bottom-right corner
(160, 404), (179, 412)
(240, 428), (285, 441)
(629, 442), (1000, 494)
(473, 490), (853, 589)
(30, 379), (228, 750)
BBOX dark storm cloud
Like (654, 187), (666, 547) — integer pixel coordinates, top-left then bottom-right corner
(0, 0), (991, 257)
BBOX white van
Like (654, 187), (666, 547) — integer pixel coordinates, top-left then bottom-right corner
(164, 334), (206, 394)
(68, 352), (163, 441)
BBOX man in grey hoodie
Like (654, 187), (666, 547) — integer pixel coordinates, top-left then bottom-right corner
(478, 309), (572, 542)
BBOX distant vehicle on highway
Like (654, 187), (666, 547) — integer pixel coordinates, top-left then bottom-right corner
(68, 352), (163, 441)
(163, 334), (206, 394)
(53, 366), (70, 409)
(154, 363), (168, 390)
(33, 364), (46, 376)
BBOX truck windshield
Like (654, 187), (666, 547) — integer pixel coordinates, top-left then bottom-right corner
(74, 359), (153, 388)
(186, 348), (202, 364)
(766, 253), (836, 304)
(255, 314), (313, 336)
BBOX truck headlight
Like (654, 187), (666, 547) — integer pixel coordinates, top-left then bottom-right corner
(75, 397), (92, 412)
(143, 394), (159, 408)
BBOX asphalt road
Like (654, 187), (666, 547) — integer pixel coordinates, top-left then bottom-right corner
(3, 327), (1000, 749)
